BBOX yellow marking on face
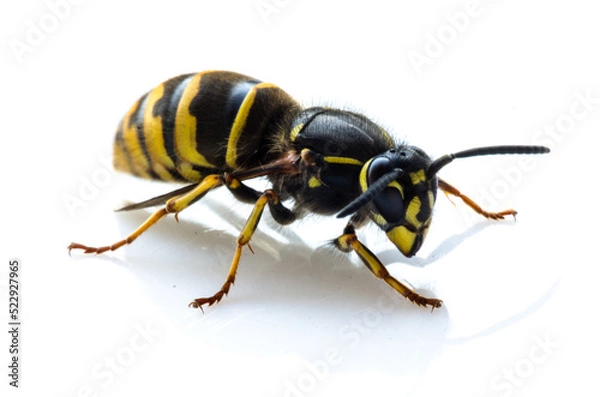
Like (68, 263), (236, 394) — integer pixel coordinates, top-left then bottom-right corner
(289, 122), (303, 142)
(143, 83), (175, 181)
(409, 169), (426, 185)
(386, 225), (417, 257)
(359, 158), (373, 193)
(308, 176), (322, 188)
(387, 180), (405, 200)
(405, 196), (423, 227)
(323, 156), (364, 166)
(226, 82), (277, 168)
(371, 211), (387, 227)
(122, 99), (151, 179)
(175, 73), (217, 168)
(177, 162), (202, 181)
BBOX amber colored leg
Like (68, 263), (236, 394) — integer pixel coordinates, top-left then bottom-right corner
(188, 190), (283, 310)
(333, 224), (442, 311)
(68, 175), (223, 255)
(438, 178), (517, 220)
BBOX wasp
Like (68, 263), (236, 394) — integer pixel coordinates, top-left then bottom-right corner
(69, 70), (550, 310)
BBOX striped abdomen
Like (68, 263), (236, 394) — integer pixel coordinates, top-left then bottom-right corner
(113, 71), (300, 182)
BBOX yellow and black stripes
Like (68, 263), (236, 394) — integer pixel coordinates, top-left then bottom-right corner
(71, 69), (551, 311)
(114, 91), (159, 180)
(114, 71), (300, 183)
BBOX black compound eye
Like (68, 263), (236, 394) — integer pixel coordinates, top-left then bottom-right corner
(374, 187), (404, 224)
(367, 156), (405, 224)
(367, 157), (394, 184)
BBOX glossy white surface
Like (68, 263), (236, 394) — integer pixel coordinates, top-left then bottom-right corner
(2, 1), (598, 396)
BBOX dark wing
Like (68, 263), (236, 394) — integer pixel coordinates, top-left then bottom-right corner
(115, 183), (197, 212)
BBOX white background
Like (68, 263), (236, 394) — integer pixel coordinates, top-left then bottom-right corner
(1, 1), (599, 396)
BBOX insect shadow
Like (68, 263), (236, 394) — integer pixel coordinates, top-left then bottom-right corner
(105, 190), (510, 317)
(94, 198), (555, 380)
(107, 193), (447, 313)
(377, 219), (510, 267)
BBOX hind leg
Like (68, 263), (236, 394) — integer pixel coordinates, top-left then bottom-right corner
(68, 175), (223, 254)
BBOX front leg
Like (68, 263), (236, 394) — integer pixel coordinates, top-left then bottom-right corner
(333, 224), (443, 311)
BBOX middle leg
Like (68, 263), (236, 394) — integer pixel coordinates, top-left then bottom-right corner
(223, 172), (295, 225)
(189, 189), (293, 309)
